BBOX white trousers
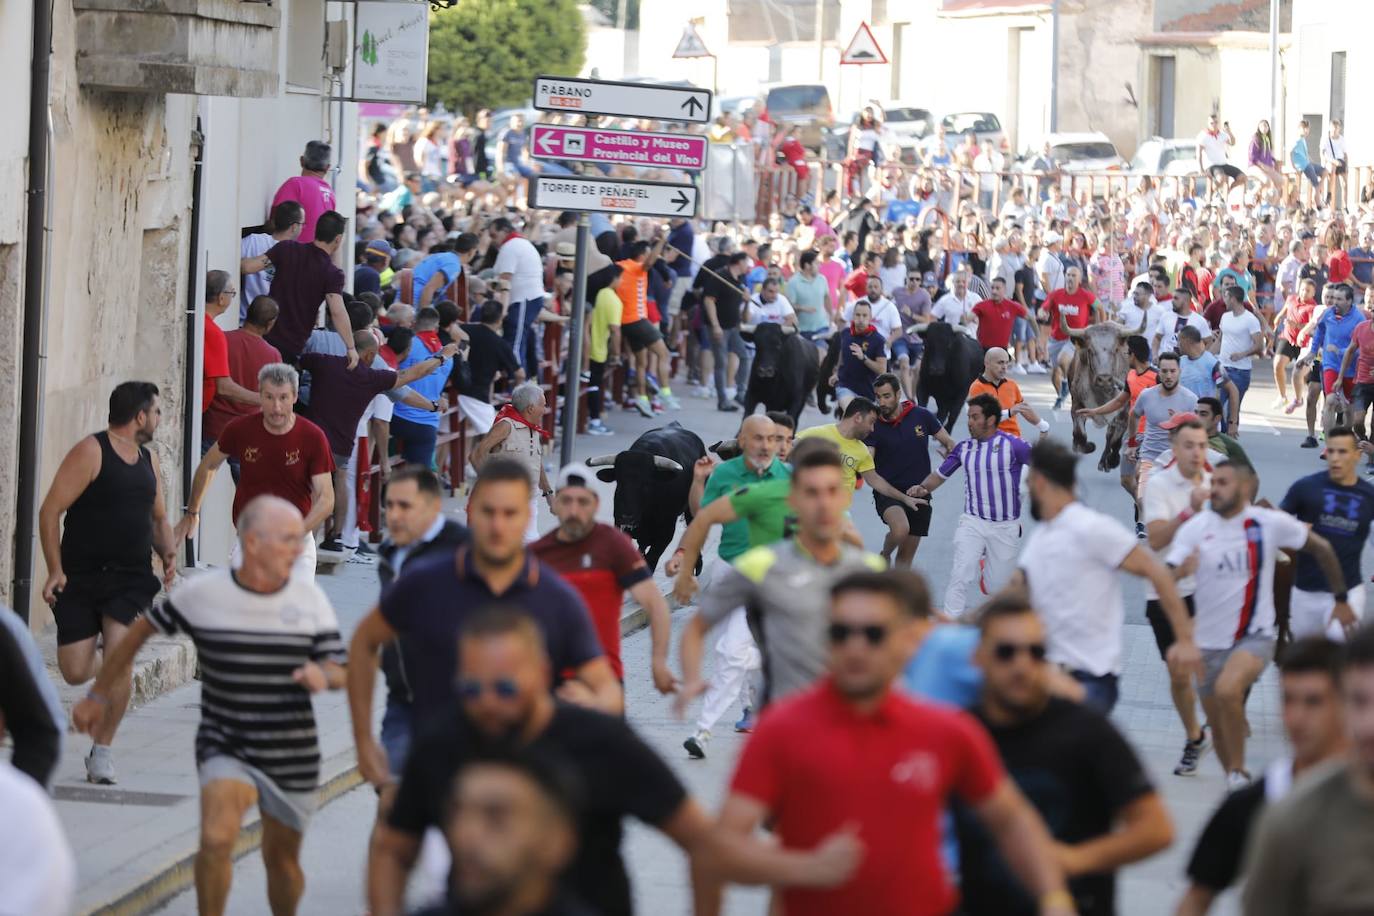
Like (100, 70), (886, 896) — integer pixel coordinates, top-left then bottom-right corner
(1290, 585), (1367, 641)
(943, 514), (1021, 619)
(696, 558), (762, 733)
(342, 437), (363, 550)
(229, 532), (317, 584)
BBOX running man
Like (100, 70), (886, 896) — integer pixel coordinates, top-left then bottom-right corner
(1312, 282), (1361, 440)
(1073, 335), (1155, 536)
(38, 381), (176, 784)
(968, 347), (1050, 441)
(1165, 461), (1349, 788)
(867, 373), (954, 567)
(910, 393), (1031, 618)
(73, 497), (346, 915)
(796, 398), (927, 513)
(1126, 351), (1199, 499)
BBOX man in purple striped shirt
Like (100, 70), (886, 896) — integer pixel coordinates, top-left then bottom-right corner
(911, 393), (1030, 617)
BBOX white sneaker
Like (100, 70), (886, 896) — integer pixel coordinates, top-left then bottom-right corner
(1027, 363), (1048, 374)
(633, 396), (655, 418)
(86, 745), (116, 785)
(1226, 769), (1252, 792)
(683, 730), (711, 759)
(1011, 363), (1028, 376)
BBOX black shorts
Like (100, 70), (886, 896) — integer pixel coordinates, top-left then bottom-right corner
(1308, 360), (1323, 386)
(52, 569), (161, 646)
(1208, 163), (1243, 181)
(874, 493), (932, 537)
(1277, 340), (1302, 360)
(1354, 382), (1374, 413)
(1145, 595), (1197, 661)
(621, 318), (663, 352)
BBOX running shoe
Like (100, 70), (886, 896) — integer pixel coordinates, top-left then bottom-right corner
(86, 746), (116, 785)
(1135, 521), (1146, 539)
(659, 391), (682, 410)
(633, 395), (655, 418)
(683, 730), (711, 759)
(318, 537), (348, 557)
(1052, 394), (1065, 411)
(734, 708), (756, 733)
(1011, 363), (1028, 376)
(587, 419), (614, 436)
(1285, 397), (1303, 414)
(1226, 769), (1253, 791)
(1270, 395), (1287, 409)
(1173, 726), (1210, 776)
(717, 401), (740, 412)
(1027, 363), (1048, 374)
(1301, 435), (1319, 448)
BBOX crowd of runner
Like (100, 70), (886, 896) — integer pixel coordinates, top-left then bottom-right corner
(6, 99), (1374, 916)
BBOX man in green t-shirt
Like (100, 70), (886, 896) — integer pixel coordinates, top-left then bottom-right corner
(1197, 396), (1252, 469)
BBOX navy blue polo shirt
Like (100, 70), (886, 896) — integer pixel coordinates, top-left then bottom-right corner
(379, 547), (603, 717)
(836, 326), (887, 399)
(1279, 471), (1374, 592)
(864, 401), (943, 490)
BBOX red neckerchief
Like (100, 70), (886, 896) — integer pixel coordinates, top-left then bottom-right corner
(500, 232), (524, 247)
(877, 400), (915, 425)
(849, 322), (876, 338)
(494, 403), (552, 443)
(1207, 129), (1219, 138)
(416, 330), (442, 354)
(379, 345), (401, 368)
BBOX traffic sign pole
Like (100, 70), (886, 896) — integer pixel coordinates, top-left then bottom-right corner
(560, 212), (589, 467)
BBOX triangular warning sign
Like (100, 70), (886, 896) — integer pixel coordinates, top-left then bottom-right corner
(840, 22), (887, 65)
(673, 24), (712, 59)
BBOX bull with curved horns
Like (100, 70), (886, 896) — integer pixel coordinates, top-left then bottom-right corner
(1059, 310), (1148, 472)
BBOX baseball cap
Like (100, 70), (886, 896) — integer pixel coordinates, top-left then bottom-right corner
(921, 271), (938, 286)
(555, 241), (576, 260)
(1044, 231), (1063, 245)
(1159, 411), (1201, 431)
(365, 239), (394, 259)
(556, 462), (598, 491)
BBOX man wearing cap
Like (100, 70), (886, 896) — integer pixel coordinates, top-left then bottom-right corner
(532, 464), (676, 696)
(272, 140), (337, 244)
(355, 239), (394, 299)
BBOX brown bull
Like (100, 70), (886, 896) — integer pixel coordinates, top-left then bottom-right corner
(1060, 311), (1148, 471)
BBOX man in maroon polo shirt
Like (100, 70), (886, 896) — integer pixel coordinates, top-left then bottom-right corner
(716, 569), (1075, 916)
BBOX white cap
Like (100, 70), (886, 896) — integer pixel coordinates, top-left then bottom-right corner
(1044, 231), (1063, 245)
(556, 462), (598, 491)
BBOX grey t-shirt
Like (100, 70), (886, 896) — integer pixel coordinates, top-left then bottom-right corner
(1134, 384), (1199, 462)
(698, 539), (884, 703)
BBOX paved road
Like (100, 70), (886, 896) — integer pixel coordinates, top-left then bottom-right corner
(159, 367), (1335, 915)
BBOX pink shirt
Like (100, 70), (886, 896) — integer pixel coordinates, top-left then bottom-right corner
(817, 259), (846, 310)
(1353, 319), (1374, 384)
(271, 175), (336, 243)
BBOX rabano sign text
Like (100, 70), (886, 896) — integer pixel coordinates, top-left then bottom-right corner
(349, 2), (430, 104)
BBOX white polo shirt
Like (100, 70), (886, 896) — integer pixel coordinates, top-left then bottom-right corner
(1018, 501), (1139, 676)
(749, 293), (796, 325)
(842, 296), (902, 339)
(493, 236), (546, 303)
(1142, 462), (1212, 598)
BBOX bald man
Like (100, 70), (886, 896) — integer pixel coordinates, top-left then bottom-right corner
(969, 346), (1050, 440)
(75, 495), (346, 915)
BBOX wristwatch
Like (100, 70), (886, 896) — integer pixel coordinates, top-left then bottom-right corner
(429, 399), (441, 412)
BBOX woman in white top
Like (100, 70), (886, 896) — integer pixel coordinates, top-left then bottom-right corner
(845, 107), (882, 195)
(411, 121), (445, 192)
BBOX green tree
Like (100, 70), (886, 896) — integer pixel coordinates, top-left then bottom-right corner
(427, 0), (586, 115)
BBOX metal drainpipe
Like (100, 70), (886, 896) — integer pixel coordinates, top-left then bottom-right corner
(12, 0), (54, 622)
(182, 119), (205, 566)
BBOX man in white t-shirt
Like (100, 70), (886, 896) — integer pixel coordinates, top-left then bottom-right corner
(1218, 284), (1266, 427)
(930, 270), (979, 336)
(1036, 233), (1066, 302)
(842, 275), (902, 343)
(746, 277), (797, 328)
(1141, 414), (1213, 777)
(1012, 438), (1197, 715)
(1165, 461), (1348, 789)
(1151, 286), (1213, 356)
(0, 760), (75, 916)
(489, 216), (548, 376)
(1116, 280), (1165, 338)
(1195, 113), (1244, 201)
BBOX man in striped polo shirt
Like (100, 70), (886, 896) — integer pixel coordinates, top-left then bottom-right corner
(74, 496), (347, 914)
(910, 393), (1030, 618)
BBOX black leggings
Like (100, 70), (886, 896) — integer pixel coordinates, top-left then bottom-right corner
(588, 360), (606, 420)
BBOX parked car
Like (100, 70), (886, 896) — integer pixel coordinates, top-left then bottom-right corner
(1019, 131), (1126, 197)
(940, 111), (1008, 155)
(764, 83), (835, 153)
(713, 95), (761, 120)
(1130, 136), (1207, 195)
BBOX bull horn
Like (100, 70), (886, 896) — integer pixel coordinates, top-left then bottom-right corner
(739, 323), (757, 334)
(584, 454), (617, 467)
(1058, 311), (1086, 339)
(781, 325), (797, 335)
(652, 456), (684, 472)
(1118, 311), (1148, 339)
(906, 321), (930, 335)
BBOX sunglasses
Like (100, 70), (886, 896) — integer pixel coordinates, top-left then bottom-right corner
(458, 677), (519, 700)
(992, 642), (1048, 663)
(827, 622), (889, 646)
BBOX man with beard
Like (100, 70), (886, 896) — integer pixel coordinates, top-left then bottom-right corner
(532, 463), (676, 694)
(956, 595), (1172, 916)
(1312, 282), (1362, 441)
(1126, 352), (1198, 499)
(370, 609), (861, 916)
(866, 373), (954, 567)
(39, 382), (176, 784)
(1011, 438), (1196, 714)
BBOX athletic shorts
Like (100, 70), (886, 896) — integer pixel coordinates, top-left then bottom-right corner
(199, 755), (315, 833)
(1135, 457), (1157, 499)
(1048, 338), (1074, 366)
(1208, 163), (1244, 182)
(1290, 585), (1367, 641)
(1145, 595), (1197, 661)
(621, 318), (663, 352)
(1354, 384), (1374, 413)
(1307, 360), (1323, 386)
(1119, 445), (1138, 480)
(1277, 340), (1302, 360)
(1199, 634), (1275, 698)
(666, 276), (692, 317)
(874, 492), (932, 538)
(1322, 368), (1355, 399)
(52, 569), (161, 646)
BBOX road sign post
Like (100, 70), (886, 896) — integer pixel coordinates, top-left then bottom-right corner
(530, 175), (698, 218)
(533, 75), (711, 123)
(560, 212), (590, 467)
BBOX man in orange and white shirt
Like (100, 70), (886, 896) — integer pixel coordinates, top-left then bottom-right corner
(968, 347), (1048, 440)
(616, 236), (679, 416)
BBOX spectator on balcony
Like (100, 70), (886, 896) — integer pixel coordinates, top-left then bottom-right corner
(1321, 119), (1348, 203)
(1248, 120), (1283, 191)
(271, 141), (337, 243)
(240, 201), (303, 320)
(1290, 119), (1325, 195)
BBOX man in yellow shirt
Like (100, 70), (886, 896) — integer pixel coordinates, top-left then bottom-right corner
(796, 398), (926, 516)
(968, 347), (1050, 440)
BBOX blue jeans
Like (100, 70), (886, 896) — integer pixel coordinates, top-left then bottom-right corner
(1301, 162), (1325, 189)
(504, 296), (545, 376)
(711, 326), (751, 405)
(390, 416), (438, 469)
(1071, 670), (1119, 715)
(1221, 367), (1252, 420)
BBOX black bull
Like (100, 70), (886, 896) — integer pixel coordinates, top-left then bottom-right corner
(916, 321), (983, 431)
(584, 422), (706, 573)
(1061, 312), (1147, 471)
(740, 322), (820, 426)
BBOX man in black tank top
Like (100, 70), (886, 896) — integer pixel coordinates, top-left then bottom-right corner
(38, 381), (176, 785)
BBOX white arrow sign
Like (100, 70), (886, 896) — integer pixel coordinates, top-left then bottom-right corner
(533, 75), (712, 123)
(530, 175), (698, 218)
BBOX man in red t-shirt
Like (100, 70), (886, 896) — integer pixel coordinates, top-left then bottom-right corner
(843, 251), (880, 303)
(201, 272), (261, 452)
(178, 362), (335, 581)
(972, 277), (1029, 350)
(1041, 266), (1100, 409)
(205, 295), (282, 460)
(531, 464), (675, 693)
(1338, 312), (1374, 440)
(717, 569), (1075, 916)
